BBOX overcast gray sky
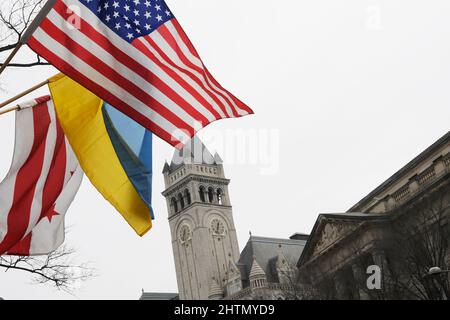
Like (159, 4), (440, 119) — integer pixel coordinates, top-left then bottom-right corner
(0, 0), (449, 299)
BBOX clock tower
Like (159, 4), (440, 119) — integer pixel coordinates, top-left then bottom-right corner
(162, 137), (240, 300)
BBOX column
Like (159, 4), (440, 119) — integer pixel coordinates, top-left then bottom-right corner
(191, 182), (200, 203)
(351, 263), (371, 300)
(372, 249), (391, 286)
(333, 271), (348, 300)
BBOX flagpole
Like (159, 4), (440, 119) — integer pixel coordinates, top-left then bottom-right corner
(0, 105), (20, 116)
(0, 0), (57, 77)
(0, 79), (49, 110)
(0, 44), (23, 76)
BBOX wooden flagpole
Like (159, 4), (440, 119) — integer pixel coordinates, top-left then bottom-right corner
(0, 79), (49, 110)
(0, 105), (20, 116)
(0, 0), (57, 77)
(0, 44), (23, 76)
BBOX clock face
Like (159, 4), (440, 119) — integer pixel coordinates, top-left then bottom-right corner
(210, 218), (225, 235)
(178, 224), (192, 243)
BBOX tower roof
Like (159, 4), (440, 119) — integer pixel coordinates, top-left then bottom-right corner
(227, 260), (241, 280)
(276, 246), (290, 269)
(208, 278), (223, 299)
(249, 257), (266, 279)
(237, 235), (307, 283)
(166, 136), (218, 174)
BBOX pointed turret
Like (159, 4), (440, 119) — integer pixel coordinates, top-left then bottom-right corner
(214, 152), (223, 165)
(169, 136), (215, 173)
(225, 260), (243, 296)
(208, 278), (223, 300)
(249, 257), (267, 288)
(228, 260), (240, 277)
(276, 245), (289, 269)
(162, 161), (170, 174)
(275, 245), (296, 285)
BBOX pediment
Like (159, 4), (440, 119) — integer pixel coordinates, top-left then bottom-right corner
(309, 218), (363, 259)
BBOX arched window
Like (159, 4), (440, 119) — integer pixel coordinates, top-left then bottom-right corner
(217, 189), (224, 205)
(199, 186), (206, 202)
(171, 198), (178, 213)
(178, 193), (185, 210)
(208, 187), (214, 203)
(184, 189), (192, 206)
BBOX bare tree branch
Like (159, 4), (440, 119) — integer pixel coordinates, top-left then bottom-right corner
(0, 0), (45, 68)
(347, 185), (450, 300)
(0, 54), (51, 67)
(0, 244), (95, 294)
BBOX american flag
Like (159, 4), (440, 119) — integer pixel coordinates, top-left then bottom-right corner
(28, 0), (253, 147)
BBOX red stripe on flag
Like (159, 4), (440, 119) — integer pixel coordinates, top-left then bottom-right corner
(52, 0), (212, 126)
(28, 37), (181, 147)
(170, 20), (254, 116)
(0, 103), (51, 255)
(38, 17), (195, 137)
(7, 233), (32, 256)
(35, 96), (51, 105)
(38, 119), (66, 223)
(203, 67), (254, 115)
(132, 38), (220, 121)
(157, 24), (235, 118)
(138, 36), (224, 119)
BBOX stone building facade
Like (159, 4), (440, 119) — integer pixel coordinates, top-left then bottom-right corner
(155, 137), (305, 300)
(297, 131), (450, 299)
(161, 136), (240, 300)
(141, 132), (450, 300)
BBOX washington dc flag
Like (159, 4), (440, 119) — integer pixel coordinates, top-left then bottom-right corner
(0, 97), (83, 256)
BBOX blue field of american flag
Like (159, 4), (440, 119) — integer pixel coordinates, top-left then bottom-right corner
(28, 0), (253, 147)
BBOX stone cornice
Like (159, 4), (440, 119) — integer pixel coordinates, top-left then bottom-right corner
(304, 222), (384, 264)
(168, 202), (232, 222)
(297, 215), (389, 269)
(162, 174), (230, 196)
(349, 132), (450, 212)
(298, 174), (450, 275)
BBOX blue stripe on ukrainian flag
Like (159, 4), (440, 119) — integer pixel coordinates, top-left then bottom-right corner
(102, 103), (154, 219)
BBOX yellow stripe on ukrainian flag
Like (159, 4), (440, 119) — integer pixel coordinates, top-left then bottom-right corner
(48, 74), (152, 236)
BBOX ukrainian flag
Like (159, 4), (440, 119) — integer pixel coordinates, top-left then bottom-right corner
(48, 74), (153, 236)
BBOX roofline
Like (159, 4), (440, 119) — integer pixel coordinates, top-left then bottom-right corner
(247, 235), (307, 244)
(321, 212), (387, 220)
(348, 131), (450, 212)
(297, 212), (389, 267)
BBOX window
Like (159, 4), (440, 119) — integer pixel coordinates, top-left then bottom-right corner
(178, 193), (185, 210)
(184, 189), (192, 206)
(217, 189), (224, 205)
(171, 198), (178, 213)
(199, 186), (206, 202)
(208, 187), (214, 203)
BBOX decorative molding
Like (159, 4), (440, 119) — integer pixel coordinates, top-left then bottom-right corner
(349, 132), (450, 212)
(169, 203), (232, 222)
(443, 153), (450, 167)
(361, 151), (450, 213)
(163, 174), (230, 196)
(311, 220), (362, 258)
